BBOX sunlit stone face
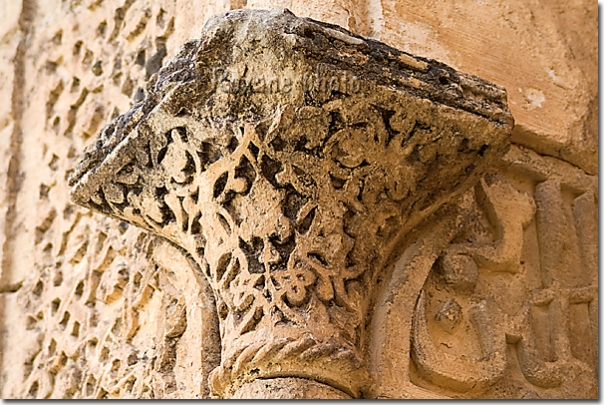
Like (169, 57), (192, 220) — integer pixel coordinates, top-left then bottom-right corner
(69, 8), (513, 398)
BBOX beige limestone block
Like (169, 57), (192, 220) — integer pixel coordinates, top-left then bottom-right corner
(232, 377), (353, 398)
(378, 0), (597, 174)
(0, 0), (597, 400)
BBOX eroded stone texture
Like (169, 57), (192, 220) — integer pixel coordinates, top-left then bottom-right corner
(371, 145), (598, 399)
(0, 0), (597, 400)
(0, 0), (229, 398)
(376, 0), (598, 176)
(68, 8), (512, 398)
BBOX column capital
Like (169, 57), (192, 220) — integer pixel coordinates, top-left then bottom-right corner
(69, 8), (512, 398)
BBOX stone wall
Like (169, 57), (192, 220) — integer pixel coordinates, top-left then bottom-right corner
(0, 0), (597, 399)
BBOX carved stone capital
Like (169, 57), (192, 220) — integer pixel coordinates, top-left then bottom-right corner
(69, 8), (512, 398)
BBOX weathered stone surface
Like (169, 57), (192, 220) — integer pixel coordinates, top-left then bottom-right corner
(372, 145), (598, 399)
(67, 8), (513, 398)
(0, 0), (597, 400)
(0, 0), (228, 398)
(246, 0), (598, 175)
(231, 377), (353, 398)
(388, 0), (597, 176)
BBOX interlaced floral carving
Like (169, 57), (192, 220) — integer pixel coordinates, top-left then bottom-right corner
(69, 8), (513, 398)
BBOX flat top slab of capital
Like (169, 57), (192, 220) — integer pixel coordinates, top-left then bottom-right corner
(69, 8), (512, 197)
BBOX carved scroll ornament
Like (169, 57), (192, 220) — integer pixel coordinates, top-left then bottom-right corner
(69, 8), (513, 398)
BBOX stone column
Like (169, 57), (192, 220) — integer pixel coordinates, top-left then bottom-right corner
(68, 8), (512, 399)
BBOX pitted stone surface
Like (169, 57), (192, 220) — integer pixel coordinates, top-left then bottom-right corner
(68, 8), (512, 398)
(0, 0), (596, 400)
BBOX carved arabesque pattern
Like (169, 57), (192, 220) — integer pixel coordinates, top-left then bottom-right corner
(409, 146), (598, 399)
(68, 8), (512, 398)
(8, 1), (224, 399)
(71, 87), (509, 396)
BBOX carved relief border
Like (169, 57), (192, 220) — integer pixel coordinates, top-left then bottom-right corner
(401, 145), (596, 399)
